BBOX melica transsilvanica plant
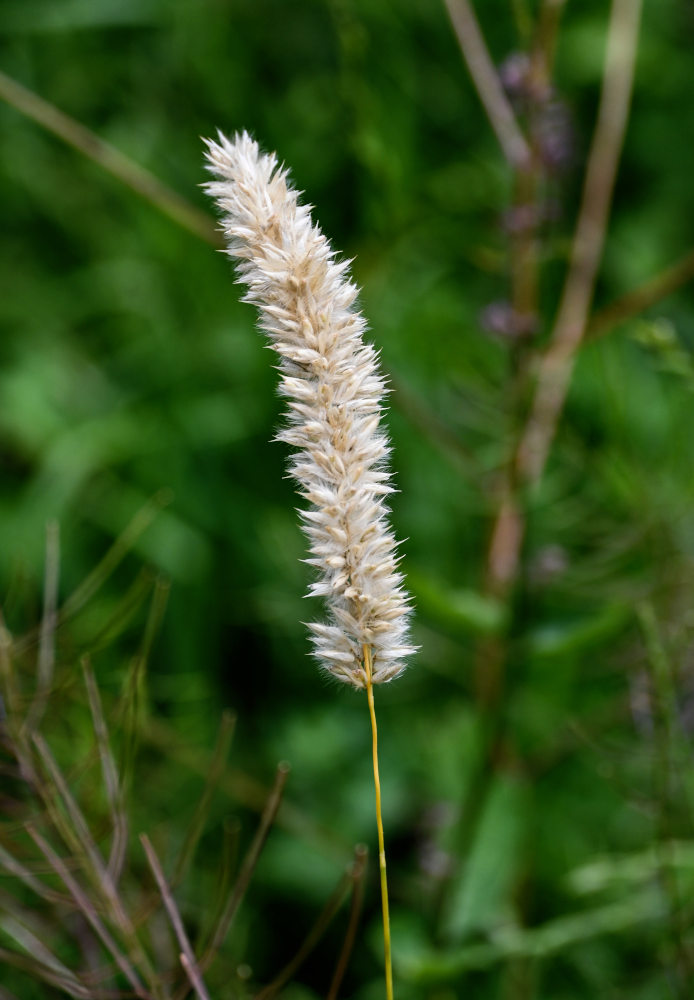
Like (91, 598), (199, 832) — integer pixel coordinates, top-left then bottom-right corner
(204, 130), (415, 999)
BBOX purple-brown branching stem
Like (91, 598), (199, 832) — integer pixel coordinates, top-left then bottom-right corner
(439, 0), (641, 944)
(487, 0), (643, 608)
(141, 833), (212, 1000)
(517, 0), (643, 486)
(25, 824), (150, 999)
(443, 0), (531, 171)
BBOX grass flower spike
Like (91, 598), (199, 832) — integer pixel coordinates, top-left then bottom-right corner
(205, 130), (415, 998)
(204, 131), (415, 689)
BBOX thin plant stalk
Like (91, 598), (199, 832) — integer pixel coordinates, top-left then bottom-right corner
(81, 656), (129, 884)
(140, 834), (212, 1000)
(180, 954), (212, 1000)
(26, 520), (60, 733)
(0, 70), (220, 247)
(253, 863), (353, 1000)
(327, 844), (368, 1000)
(173, 710), (236, 886)
(25, 826), (148, 1000)
(197, 761), (290, 977)
(443, 0), (531, 169)
(364, 643), (393, 1000)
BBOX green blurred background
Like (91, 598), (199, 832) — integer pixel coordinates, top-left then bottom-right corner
(2, 0), (694, 997)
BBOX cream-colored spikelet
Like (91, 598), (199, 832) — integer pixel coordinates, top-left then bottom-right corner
(204, 131), (414, 688)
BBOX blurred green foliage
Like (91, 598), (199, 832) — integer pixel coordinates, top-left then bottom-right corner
(2, 0), (694, 997)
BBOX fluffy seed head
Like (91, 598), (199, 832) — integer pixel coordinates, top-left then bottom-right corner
(204, 131), (415, 688)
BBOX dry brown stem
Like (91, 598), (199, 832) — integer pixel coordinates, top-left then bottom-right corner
(141, 834), (212, 1000)
(25, 825), (149, 999)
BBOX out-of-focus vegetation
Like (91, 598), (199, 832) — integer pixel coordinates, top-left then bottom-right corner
(2, 0), (694, 997)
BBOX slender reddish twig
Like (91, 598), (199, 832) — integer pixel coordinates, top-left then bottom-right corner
(25, 825), (149, 999)
(443, 0), (532, 169)
(141, 834), (212, 1000)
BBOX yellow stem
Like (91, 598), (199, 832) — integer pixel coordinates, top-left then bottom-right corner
(363, 643), (393, 1000)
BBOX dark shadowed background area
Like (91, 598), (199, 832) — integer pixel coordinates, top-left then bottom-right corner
(2, 0), (694, 997)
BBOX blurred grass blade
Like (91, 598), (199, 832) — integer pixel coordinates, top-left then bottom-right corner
(192, 816), (241, 967)
(80, 568), (156, 655)
(397, 889), (665, 982)
(118, 651), (147, 804)
(439, 773), (528, 942)
(30, 731), (95, 869)
(118, 576), (170, 801)
(145, 715), (350, 864)
(0, 912), (92, 999)
(638, 602), (679, 738)
(12, 492), (172, 661)
(409, 572), (507, 639)
(0, 0), (163, 32)
(82, 656), (128, 883)
(138, 576), (170, 665)
(25, 824), (149, 999)
(567, 842), (694, 895)
(31, 731), (109, 878)
(526, 602), (631, 659)
(0, 69), (221, 246)
(0, 945), (93, 999)
(0, 843), (69, 906)
(587, 248), (694, 341)
(0, 612), (20, 722)
(25, 520), (59, 733)
(61, 492), (171, 623)
(173, 709), (236, 886)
